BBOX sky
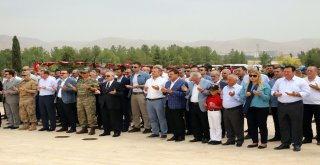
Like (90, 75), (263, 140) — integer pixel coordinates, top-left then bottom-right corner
(1, 0), (320, 42)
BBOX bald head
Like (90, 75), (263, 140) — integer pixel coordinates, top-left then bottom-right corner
(307, 66), (318, 78)
(227, 74), (238, 86)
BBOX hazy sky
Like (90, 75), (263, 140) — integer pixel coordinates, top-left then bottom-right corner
(1, 0), (319, 42)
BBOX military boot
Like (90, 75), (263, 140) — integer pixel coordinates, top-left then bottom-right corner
(76, 127), (88, 134)
(19, 123), (29, 130)
(28, 123), (37, 131)
(88, 127), (96, 135)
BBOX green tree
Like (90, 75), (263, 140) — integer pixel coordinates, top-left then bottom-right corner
(275, 55), (301, 66)
(22, 47), (50, 66)
(12, 36), (22, 72)
(0, 49), (12, 71)
(223, 49), (247, 64)
(304, 48), (320, 67)
(92, 45), (101, 68)
(151, 45), (161, 64)
(78, 47), (92, 62)
(259, 51), (272, 65)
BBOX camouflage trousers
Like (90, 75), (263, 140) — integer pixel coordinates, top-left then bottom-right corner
(19, 100), (37, 123)
(77, 96), (97, 128)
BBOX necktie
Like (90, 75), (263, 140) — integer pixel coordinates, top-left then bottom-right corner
(106, 82), (110, 88)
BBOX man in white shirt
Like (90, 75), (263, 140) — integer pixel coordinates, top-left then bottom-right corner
(302, 66), (320, 145)
(221, 74), (244, 147)
(144, 65), (167, 138)
(272, 66), (310, 151)
(38, 70), (57, 131)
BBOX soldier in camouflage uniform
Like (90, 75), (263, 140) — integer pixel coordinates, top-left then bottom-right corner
(75, 70), (100, 135)
(18, 71), (38, 131)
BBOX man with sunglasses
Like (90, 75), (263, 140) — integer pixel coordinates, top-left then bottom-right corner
(22, 66), (39, 81)
(221, 69), (231, 82)
(1, 69), (21, 129)
(126, 62), (151, 133)
(199, 66), (212, 81)
(56, 69), (77, 133)
(99, 71), (123, 137)
(18, 71), (38, 131)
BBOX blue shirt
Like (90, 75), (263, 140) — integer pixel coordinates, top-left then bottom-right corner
(240, 82), (271, 108)
(268, 78), (278, 107)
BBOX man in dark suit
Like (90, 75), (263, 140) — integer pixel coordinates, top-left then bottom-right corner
(115, 67), (131, 132)
(56, 69), (77, 133)
(162, 69), (187, 142)
(99, 71), (123, 137)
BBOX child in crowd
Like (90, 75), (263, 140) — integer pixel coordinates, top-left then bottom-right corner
(204, 85), (223, 145)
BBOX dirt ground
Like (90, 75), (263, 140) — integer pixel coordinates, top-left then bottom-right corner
(0, 104), (319, 165)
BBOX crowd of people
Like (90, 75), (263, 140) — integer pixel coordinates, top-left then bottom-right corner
(0, 63), (320, 152)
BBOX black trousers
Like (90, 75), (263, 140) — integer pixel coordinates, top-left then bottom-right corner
(36, 92), (41, 120)
(165, 106), (172, 133)
(122, 98), (131, 130)
(303, 104), (320, 141)
(101, 105), (122, 133)
(189, 103), (209, 140)
(56, 98), (76, 129)
(95, 95), (102, 128)
(223, 106), (244, 143)
(184, 109), (192, 133)
(271, 107), (281, 138)
(39, 95), (56, 129)
(221, 108), (225, 137)
(247, 107), (269, 143)
(278, 101), (303, 145)
(169, 108), (186, 139)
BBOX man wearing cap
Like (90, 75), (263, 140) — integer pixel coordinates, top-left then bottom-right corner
(18, 71), (38, 131)
(75, 70), (100, 135)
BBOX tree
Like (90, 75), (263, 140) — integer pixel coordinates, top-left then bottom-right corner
(92, 45), (101, 68)
(300, 48), (320, 67)
(275, 55), (301, 67)
(12, 36), (22, 73)
(259, 51), (272, 65)
(151, 45), (161, 64)
(0, 49), (12, 71)
(22, 47), (50, 66)
(223, 49), (247, 64)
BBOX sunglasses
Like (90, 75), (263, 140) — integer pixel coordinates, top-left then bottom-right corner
(132, 66), (138, 69)
(249, 74), (258, 78)
(60, 73), (67, 75)
(199, 69), (205, 71)
(105, 75), (111, 77)
(22, 75), (28, 76)
(4, 74), (8, 75)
